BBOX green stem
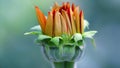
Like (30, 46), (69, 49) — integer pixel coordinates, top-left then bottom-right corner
(53, 62), (75, 68)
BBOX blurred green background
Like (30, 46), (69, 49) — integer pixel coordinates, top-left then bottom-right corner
(0, 0), (120, 68)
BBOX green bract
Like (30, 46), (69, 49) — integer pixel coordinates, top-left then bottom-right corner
(24, 20), (97, 47)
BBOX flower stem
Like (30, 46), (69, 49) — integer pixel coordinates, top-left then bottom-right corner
(53, 62), (75, 68)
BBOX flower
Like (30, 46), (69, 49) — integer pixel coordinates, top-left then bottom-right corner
(35, 2), (84, 37)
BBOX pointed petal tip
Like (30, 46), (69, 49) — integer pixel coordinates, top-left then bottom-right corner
(81, 10), (84, 13)
(80, 10), (84, 17)
(79, 10), (84, 34)
(72, 3), (75, 11)
(54, 2), (59, 5)
(35, 6), (39, 9)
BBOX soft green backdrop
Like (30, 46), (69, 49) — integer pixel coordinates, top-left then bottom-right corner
(0, 0), (120, 68)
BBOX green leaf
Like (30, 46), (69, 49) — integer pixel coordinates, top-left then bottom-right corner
(38, 35), (51, 41)
(83, 31), (97, 47)
(84, 20), (89, 29)
(24, 31), (41, 35)
(50, 37), (62, 46)
(71, 33), (82, 42)
(83, 31), (97, 38)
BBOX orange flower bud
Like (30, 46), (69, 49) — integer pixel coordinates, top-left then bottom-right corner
(35, 2), (84, 37)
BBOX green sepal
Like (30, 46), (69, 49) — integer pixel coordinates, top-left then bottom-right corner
(71, 33), (82, 43)
(63, 43), (75, 46)
(77, 40), (83, 46)
(30, 25), (41, 31)
(43, 45), (81, 62)
(62, 45), (75, 61)
(50, 37), (63, 46)
(83, 31), (97, 38)
(24, 31), (42, 35)
(82, 31), (97, 47)
(37, 35), (51, 41)
(24, 25), (42, 35)
(84, 20), (89, 30)
(61, 34), (70, 42)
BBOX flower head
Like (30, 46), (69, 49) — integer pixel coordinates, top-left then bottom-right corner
(35, 2), (84, 37)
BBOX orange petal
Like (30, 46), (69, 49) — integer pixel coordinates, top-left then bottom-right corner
(66, 5), (71, 20)
(61, 10), (72, 35)
(74, 6), (80, 33)
(69, 8), (76, 34)
(60, 14), (67, 34)
(54, 11), (62, 36)
(35, 6), (46, 33)
(80, 10), (84, 34)
(45, 12), (53, 36)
